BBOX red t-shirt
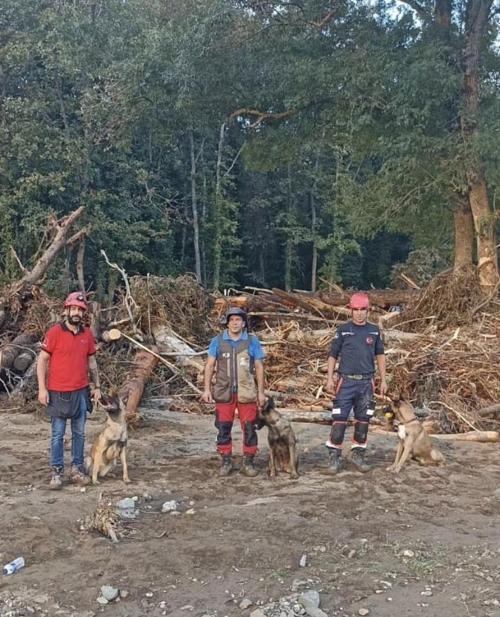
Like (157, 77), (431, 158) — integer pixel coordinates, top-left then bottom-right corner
(41, 322), (96, 392)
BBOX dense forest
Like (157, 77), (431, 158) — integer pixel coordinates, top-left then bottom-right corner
(1, 0), (499, 297)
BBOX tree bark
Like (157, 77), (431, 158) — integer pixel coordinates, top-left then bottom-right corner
(152, 324), (204, 374)
(212, 122), (225, 290)
(461, 0), (498, 288)
(119, 348), (159, 425)
(76, 236), (86, 293)
(284, 165), (293, 292)
(189, 129), (202, 283)
(453, 194), (474, 269)
(17, 206), (85, 289)
(0, 334), (37, 369)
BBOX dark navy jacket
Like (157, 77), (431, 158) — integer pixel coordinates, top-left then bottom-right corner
(329, 321), (384, 376)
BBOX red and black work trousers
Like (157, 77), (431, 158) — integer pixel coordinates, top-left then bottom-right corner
(326, 377), (375, 451)
(215, 395), (258, 456)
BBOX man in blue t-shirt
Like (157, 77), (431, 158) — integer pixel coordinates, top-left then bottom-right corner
(202, 307), (266, 478)
(325, 292), (387, 473)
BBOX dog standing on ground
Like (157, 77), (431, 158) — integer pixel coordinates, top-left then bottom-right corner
(386, 398), (445, 473)
(256, 397), (299, 479)
(85, 395), (130, 485)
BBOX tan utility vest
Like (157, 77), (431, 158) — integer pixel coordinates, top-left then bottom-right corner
(213, 334), (257, 403)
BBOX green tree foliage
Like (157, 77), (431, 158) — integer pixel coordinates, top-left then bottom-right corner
(0, 0), (498, 293)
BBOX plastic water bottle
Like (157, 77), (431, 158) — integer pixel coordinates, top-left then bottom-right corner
(3, 557), (25, 575)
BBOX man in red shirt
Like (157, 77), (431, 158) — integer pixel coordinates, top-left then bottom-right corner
(37, 292), (101, 489)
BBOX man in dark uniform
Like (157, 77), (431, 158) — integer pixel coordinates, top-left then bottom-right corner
(202, 307), (266, 478)
(325, 292), (387, 473)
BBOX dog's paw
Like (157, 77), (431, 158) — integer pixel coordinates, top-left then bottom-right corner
(92, 479), (100, 485)
(290, 473), (299, 480)
(123, 478), (131, 484)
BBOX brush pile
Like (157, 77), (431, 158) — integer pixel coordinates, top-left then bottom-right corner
(1, 264), (499, 434)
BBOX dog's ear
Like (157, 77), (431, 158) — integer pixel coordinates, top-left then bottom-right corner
(265, 396), (275, 412)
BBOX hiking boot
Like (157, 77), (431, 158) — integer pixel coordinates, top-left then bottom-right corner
(49, 467), (63, 490)
(69, 465), (90, 486)
(350, 447), (371, 472)
(219, 455), (234, 477)
(240, 455), (259, 478)
(327, 449), (343, 474)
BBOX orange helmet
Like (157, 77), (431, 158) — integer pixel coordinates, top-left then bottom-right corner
(64, 291), (88, 310)
(348, 292), (370, 309)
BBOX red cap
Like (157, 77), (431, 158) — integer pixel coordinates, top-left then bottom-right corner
(348, 292), (370, 309)
(64, 291), (88, 310)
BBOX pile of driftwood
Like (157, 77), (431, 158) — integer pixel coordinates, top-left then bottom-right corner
(0, 209), (498, 437)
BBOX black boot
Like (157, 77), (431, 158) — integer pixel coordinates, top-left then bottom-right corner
(241, 455), (259, 477)
(327, 449), (343, 474)
(350, 447), (371, 472)
(219, 455), (233, 477)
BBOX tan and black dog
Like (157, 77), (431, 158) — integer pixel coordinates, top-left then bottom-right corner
(256, 397), (299, 479)
(85, 395), (130, 485)
(386, 398), (445, 473)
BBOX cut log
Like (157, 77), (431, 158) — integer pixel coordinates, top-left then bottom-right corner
(431, 431), (498, 443)
(13, 351), (37, 373)
(119, 349), (159, 425)
(477, 403), (500, 418)
(271, 288), (350, 318)
(0, 334), (37, 369)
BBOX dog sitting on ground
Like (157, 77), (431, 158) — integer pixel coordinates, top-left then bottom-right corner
(256, 397), (299, 479)
(85, 394), (130, 485)
(385, 398), (445, 473)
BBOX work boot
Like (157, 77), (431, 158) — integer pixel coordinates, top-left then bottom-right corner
(350, 447), (371, 472)
(327, 449), (343, 474)
(219, 455), (234, 477)
(49, 467), (63, 490)
(240, 455), (259, 477)
(69, 465), (90, 486)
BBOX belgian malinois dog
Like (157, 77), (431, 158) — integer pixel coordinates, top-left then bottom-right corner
(386, 398), (445, 473)
(256, 397), (299, 479)
(85, 395), (130, 485)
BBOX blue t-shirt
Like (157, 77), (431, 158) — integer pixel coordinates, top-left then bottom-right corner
(208, 330), (265, 360)
(329, 321), (384, 375)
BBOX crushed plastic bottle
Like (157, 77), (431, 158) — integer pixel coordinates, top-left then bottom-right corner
(3, 557), (25, 575)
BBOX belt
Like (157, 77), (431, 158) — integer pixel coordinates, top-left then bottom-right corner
(342, 374), (373, 380)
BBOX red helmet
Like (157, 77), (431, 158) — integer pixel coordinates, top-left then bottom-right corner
(64, 291), (88, 310)
(348, 292), (370, 310)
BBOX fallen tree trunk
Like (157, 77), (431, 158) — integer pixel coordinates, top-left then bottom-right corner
(477, 403), (500, 418)
(318, 289), (420, 308)
(280, 409), (331, 424)
(431, 430), (498, 443)
(16, 206), (85, 289)
(152, 324), (204, 374)
(119, 348), (159, 425)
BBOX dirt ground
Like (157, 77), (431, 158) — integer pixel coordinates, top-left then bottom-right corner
(1, 404), (499, 617)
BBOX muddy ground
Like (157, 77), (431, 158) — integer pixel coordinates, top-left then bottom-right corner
(0, 404), (499, 617)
